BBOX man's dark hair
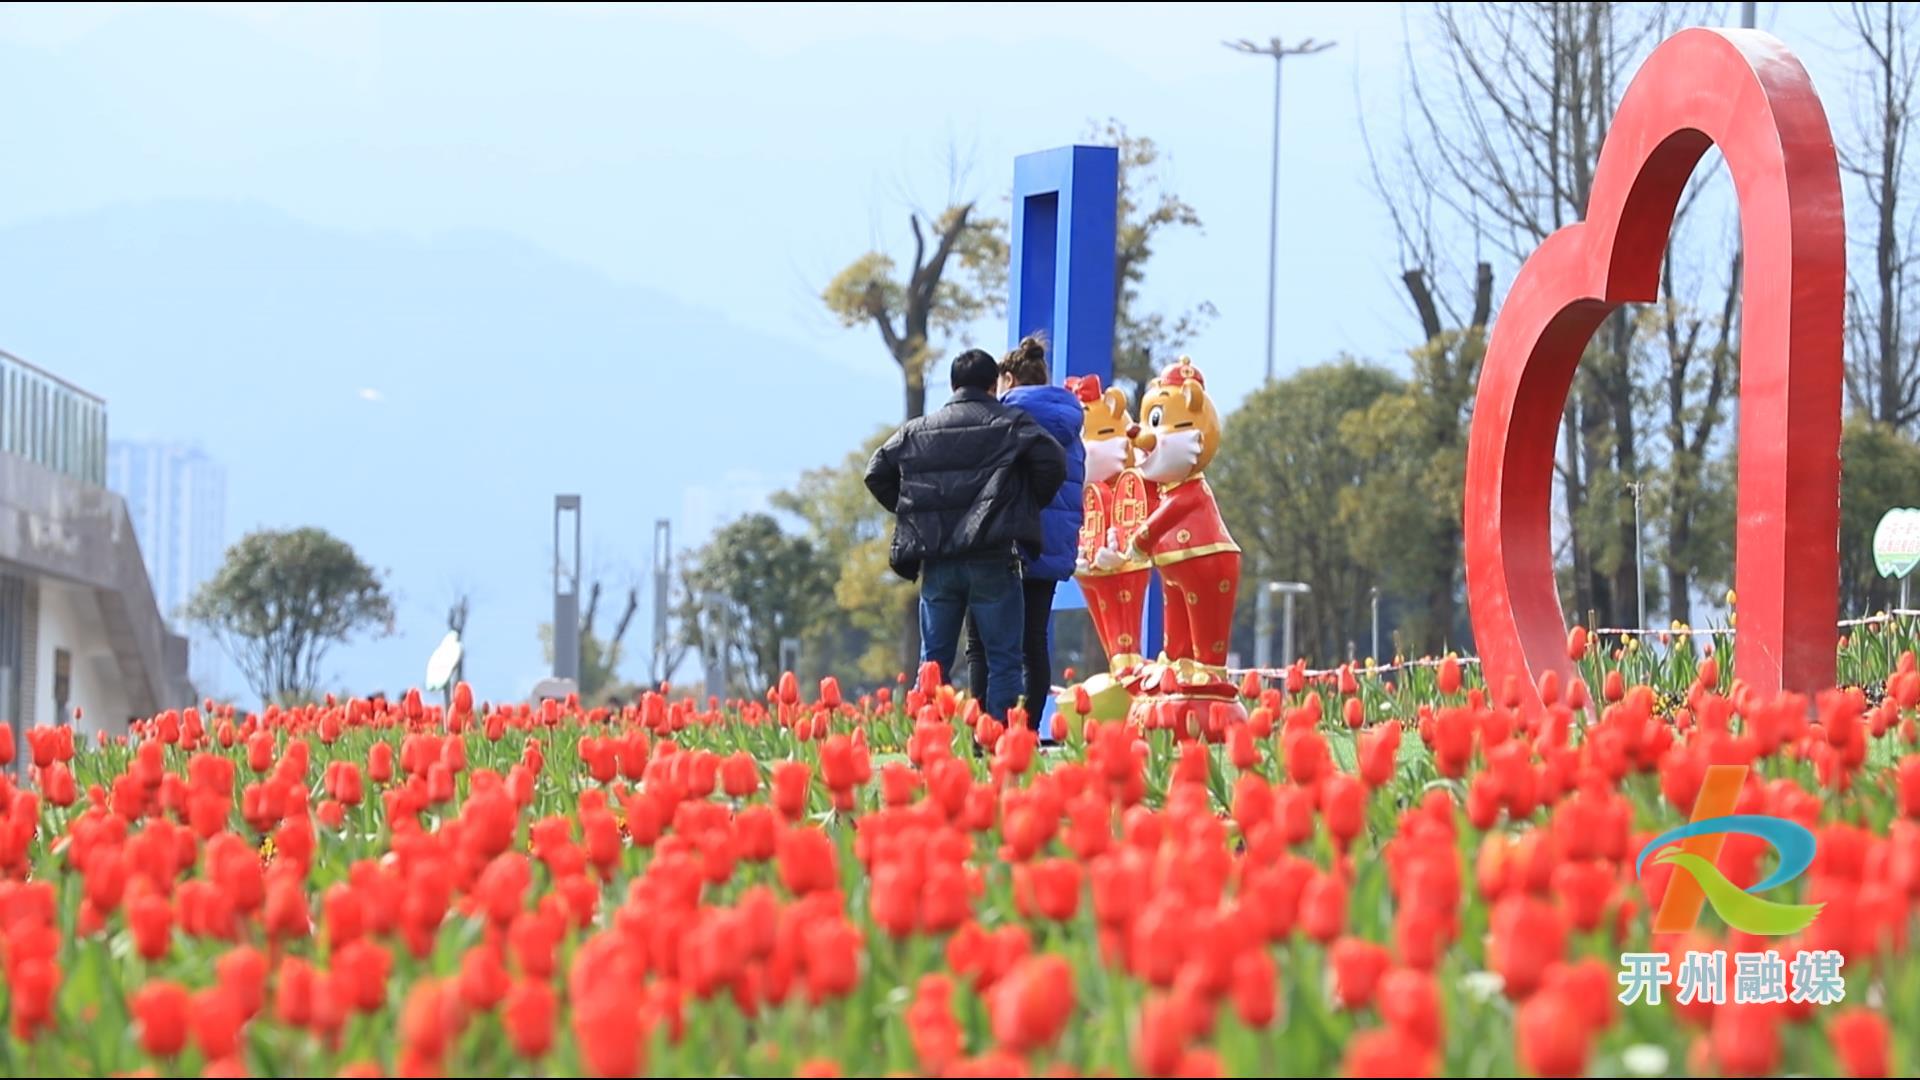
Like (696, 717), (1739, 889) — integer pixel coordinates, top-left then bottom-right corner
(951, 349), (1000, 392)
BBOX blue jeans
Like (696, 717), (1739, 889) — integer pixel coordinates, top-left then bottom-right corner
(920, 553), (1025, 719)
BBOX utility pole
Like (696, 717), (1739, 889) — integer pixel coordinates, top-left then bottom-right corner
(1226, 35), (1337, 385)
(651, 519), (672, 686)
(553, 495), (581, 685)
(1626, 481), (1646, 631)
(1370, 587), (1381, 664)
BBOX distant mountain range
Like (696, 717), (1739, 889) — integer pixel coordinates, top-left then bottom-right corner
(0, 199), (899, 703)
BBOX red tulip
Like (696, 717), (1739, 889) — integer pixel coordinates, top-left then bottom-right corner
(132, 980), (191, 1058)
(907, 975), (963, 1074)
(1516, 988), (1590, 1076)
(572, 983), (646, 1078)
(1284, 729), (1331, 787)
(1300, 871), (1348, 943)
(1603, 669), (1625, 703)
(777, 827), (839, 897)
(772, 762), (812, 821)
(192, 985), (245, 1062)
(1134, 995), (1187, 1077)
(1566, 625), (1589, 661)
(1321, 774), (1366, 849)
(1899, 756), (1920, 819)
(1828, 1008), (1890, 1078)
(1013, 859), (1083, 923)
(1342, 1028), (1436, 1077)
(459, 944), (510, 1011)
(1894, 670), (1920, 709)
(1377, 968), (1441, 1049)
(720, 752), (759, 799)
(1488, 896), (1565, 999)
(989, 953), (1074, 1054)
(399, 978), (466, 1063)
(1344, 697), (1365, 729)
(801, 917), (862, 1004)
(1330, 937), (1392, 1009)
(216, 946), (268, 1020)
(503, 979), (557, 1060)
(1359, 723), (1401, 789)
(129, 892), (172, 961)
(1711, 1003), (1782, 1077)
(1551, 859), (1614, 932)
(1229, 947), (1278, 1029)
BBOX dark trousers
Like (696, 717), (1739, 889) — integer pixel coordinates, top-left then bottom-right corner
(920, 554), (1026, 720)
(965, 579), (1058, 730)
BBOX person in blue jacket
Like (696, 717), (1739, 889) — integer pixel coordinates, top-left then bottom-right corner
(963, 334), (1085, 734)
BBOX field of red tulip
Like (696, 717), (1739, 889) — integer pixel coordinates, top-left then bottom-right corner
(1, 621), (1918, 1077)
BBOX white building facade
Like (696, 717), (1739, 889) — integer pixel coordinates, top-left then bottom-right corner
(1, 349), (192, 737)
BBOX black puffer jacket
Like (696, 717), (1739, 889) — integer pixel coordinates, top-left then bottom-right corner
(865, 387), (1069, 581)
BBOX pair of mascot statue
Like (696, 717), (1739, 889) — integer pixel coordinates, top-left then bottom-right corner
(1059, 357), (1246, 732)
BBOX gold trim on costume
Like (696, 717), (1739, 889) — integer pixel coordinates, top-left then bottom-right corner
(1151, 541), (1241, 565)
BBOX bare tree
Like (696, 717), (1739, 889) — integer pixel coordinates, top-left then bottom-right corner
(540, 577), (640, 702)
(1645, 244), (1741, 624)
(1359, 52), (1497, 649)
(823, 161), (1009, 668)
(1840, 1), (1920, 429)
(1379, 1), (1734, 629)
(823, 159), (1009, 422)
(580, 580), (641, 660)
(649, 567), (694, 690)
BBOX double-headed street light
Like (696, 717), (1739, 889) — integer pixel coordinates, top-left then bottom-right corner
(1225, 35), (1337, 386)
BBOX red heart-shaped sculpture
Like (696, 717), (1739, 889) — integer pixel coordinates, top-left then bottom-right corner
(1465, 27), (1844, 717)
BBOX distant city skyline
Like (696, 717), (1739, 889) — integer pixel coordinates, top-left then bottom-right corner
(108, 440), (228, 696)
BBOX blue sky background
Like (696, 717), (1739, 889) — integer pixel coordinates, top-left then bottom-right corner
(0, 2), (1847, 703)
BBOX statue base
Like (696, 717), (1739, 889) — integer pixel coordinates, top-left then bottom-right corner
(1121, 657), (1246, 739)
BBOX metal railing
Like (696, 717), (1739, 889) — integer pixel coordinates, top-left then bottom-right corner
(1229, 610), (1920, 682)
(0, 348), (108, 487)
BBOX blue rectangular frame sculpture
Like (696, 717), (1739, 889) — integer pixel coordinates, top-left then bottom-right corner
(1008, 144), (1164, 690)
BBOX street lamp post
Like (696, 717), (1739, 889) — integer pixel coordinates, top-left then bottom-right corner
(1255, 583), (1273, 671)
(1226, 35), (1337, 386)
(1256, 581), (1314, 669)
(1370, 587), (1381, 663)
(1626, 481), (1646, 631)
(553, 495), (582, 685)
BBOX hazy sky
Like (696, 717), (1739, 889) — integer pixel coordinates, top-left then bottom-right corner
(0, 2), (1851, 703)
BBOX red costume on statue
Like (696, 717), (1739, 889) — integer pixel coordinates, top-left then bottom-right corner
(1120, 357), (1245, 736)
(1078, 475), (1155, 667)
(1135, 476), (1240, 666)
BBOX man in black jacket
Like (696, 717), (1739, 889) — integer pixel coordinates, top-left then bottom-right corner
(865, 349), (1068, 720)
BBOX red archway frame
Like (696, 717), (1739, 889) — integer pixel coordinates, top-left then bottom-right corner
(1465, 27), (1844, 718)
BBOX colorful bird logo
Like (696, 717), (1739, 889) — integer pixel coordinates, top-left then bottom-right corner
(1635, 764), (1823, 936)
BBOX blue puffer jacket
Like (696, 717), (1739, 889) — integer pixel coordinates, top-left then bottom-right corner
(1002, 384), (1085, 581)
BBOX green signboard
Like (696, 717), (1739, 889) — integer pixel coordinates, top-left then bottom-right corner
(1873, 507), (1920, 578)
